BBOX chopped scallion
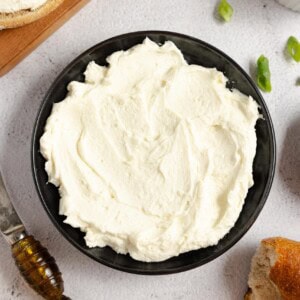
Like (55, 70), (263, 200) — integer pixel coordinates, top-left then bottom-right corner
(218, 0), (233, 22)
(256, 55), (272, 93)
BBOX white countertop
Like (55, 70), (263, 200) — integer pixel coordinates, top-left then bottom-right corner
(0, 0), (299, 299)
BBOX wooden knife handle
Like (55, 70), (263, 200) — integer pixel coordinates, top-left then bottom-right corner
(11, 235), (69, 300)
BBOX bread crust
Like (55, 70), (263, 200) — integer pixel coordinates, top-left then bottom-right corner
(244, 288), (253, 300)
(0, 0), (64, 29)
(263, 237), (300, 300)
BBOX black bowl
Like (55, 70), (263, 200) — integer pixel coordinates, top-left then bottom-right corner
(32, 31), (276, 275)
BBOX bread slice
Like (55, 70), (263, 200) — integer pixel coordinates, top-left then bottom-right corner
(246, 237), (300, 300)
(0, 0), (64, 29)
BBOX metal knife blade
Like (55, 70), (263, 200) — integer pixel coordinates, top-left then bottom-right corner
(0, 172), (25, 244)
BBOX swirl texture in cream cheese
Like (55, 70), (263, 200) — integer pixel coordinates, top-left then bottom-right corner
(40, 38), (259, 262)
(0, 0), (47, 13)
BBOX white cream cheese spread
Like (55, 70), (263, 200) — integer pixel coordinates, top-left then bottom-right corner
(40, 38), (259, 262)
(0, 0), (47, 13)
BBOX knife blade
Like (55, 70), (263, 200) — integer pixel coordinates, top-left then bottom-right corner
(0, 172), (26, 244)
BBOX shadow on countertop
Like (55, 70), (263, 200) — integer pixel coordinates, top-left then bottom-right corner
(222, 244), (256, 300)
(279, 117), (300, 197)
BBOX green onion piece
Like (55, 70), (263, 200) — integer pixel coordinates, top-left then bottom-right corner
(287, 36), (300, 62)
(218, 0), (233, 22)
(256, 55), (272, 93)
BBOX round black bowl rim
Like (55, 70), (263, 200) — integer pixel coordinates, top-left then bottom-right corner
(32, 30), (276, 275)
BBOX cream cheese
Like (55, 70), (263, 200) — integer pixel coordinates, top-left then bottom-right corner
(0, 0), (47, 13)
(40, 38), (259, 262)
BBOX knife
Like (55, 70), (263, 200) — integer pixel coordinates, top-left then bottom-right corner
(0, 172), (69, 300)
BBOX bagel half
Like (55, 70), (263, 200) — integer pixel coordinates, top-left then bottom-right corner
(0, 0), (64, 29)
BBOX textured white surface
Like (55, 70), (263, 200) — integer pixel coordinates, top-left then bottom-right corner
(0, 0), (299, 299)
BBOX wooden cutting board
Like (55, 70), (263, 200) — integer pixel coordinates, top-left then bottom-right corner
(0, 0), (89, 76)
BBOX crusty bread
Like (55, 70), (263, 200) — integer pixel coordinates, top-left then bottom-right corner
(0, 0), (64, 29)
(246, 237), (300, 300)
